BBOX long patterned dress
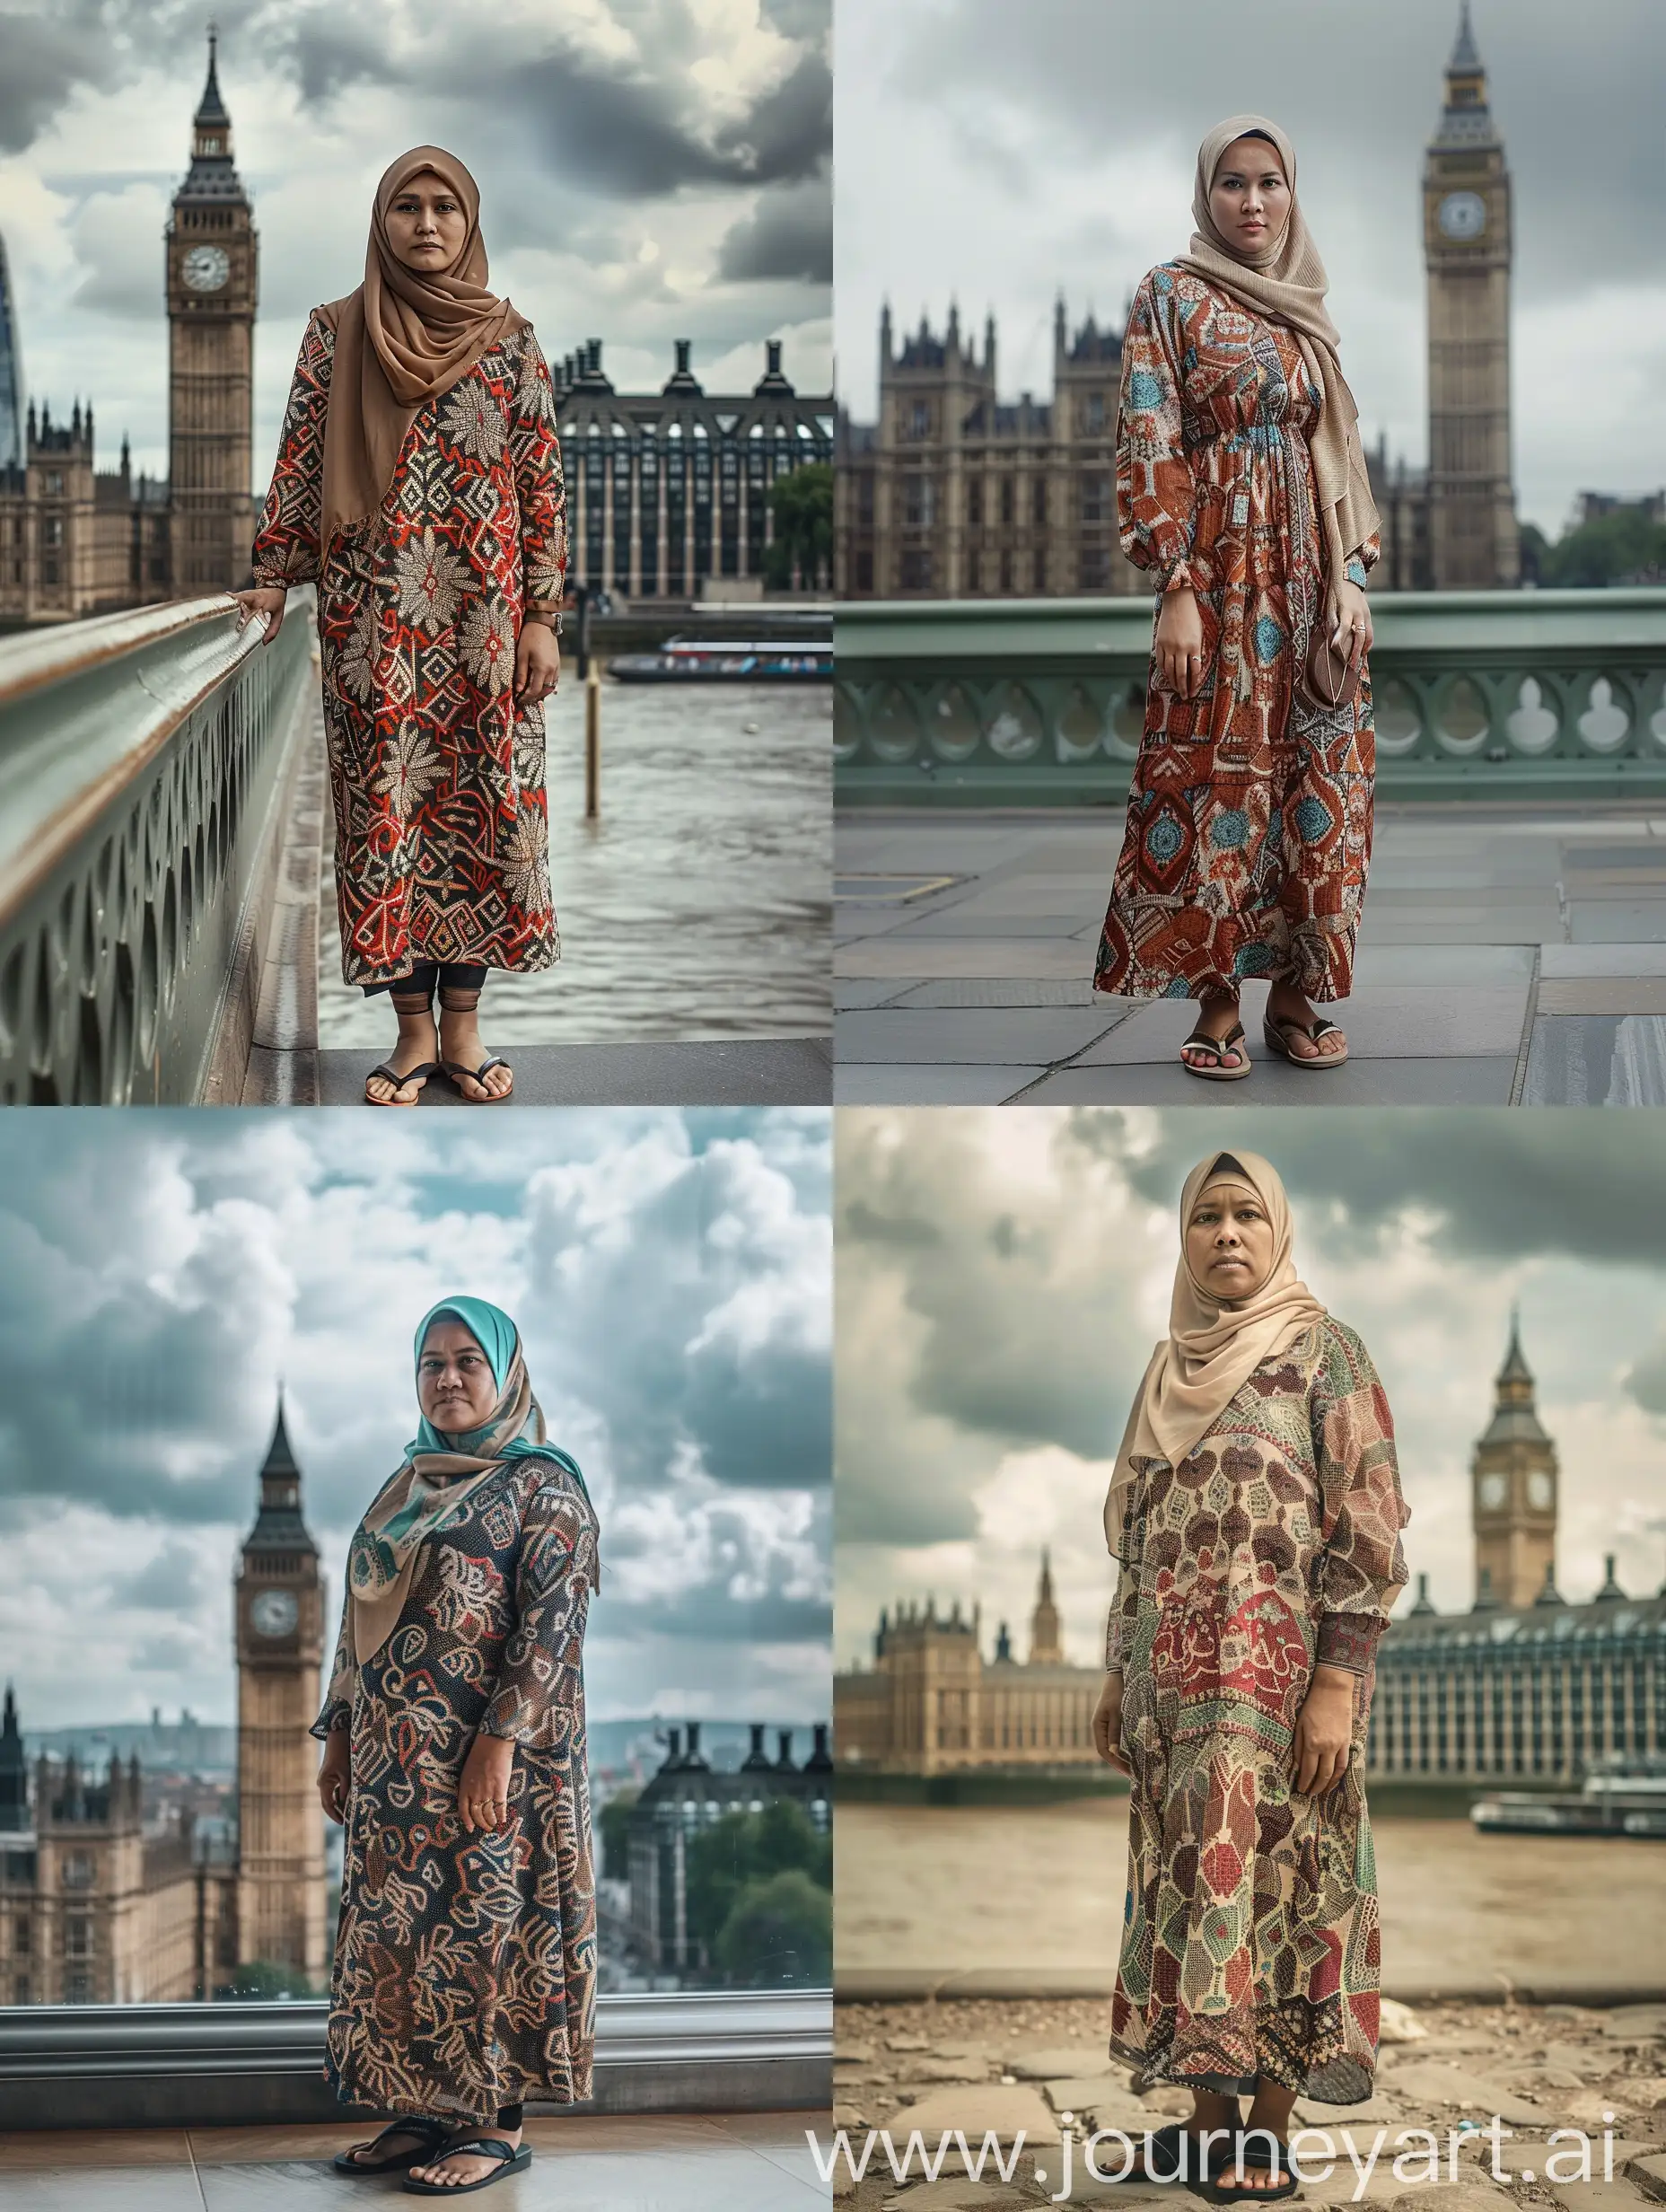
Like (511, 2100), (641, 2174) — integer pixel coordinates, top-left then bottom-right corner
(251, 309), (566, 986)
(1095, 267), (1380, 1005)
(1105, 1318), (1409, 2102)
(311, 1454), (599, 2117)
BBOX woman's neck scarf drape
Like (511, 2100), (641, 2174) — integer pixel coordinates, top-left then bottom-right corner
(319, 146), (529, 557)
(1170, 115), (1381, 632)
(1103, 1150), (1328, 1550)
(342, 1296), (593, 1677)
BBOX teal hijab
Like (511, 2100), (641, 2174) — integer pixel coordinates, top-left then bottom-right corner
(341, 1296), (592, 1671)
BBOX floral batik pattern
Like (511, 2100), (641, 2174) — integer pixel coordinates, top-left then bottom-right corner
(251, 311), (567, 985)
(1095, 268), (1380, 1005)
(1105, 1319), (1409, 2104)
(311, 1456), (599, 2116)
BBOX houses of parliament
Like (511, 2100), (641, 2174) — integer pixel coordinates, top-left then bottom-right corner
(833, 1321), (1666, 1786)
(0, 1409), (328, 2004)
(835, 4), (1520, 601)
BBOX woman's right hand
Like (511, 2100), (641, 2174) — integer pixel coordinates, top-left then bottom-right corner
(232, 585), (287, 643)
(1153, 584), (1205, 698)
(1092, 1671), (1131, 1775)
(317, 1734), (350, 1824)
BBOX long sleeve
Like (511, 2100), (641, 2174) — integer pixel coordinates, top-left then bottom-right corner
(1104, 1479), (1147, 1673)
(1311, 1325), (1411, 1676)
(1346, 531), (1381, 588)
(1116, 270), (1205, 594)
(250, 309), (334, 588)
(310, 1576), (355, 1741)
(509, 332), (568, 617)
(477, 1459), (598, 1749)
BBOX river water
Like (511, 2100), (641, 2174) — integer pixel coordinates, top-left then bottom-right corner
(316, 682), (831, 1048)
(836, 1800), (1666, 1996)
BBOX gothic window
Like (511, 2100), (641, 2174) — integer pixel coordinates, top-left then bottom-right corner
(1078, 546), (1109, 590)
(966, 480), (982, 527)
(999, 549), (1013, 593)
(899, 549), (934, 591)
(855, 550), (873, 592)
(1031, 548), (1045, 591)
(968, 549), (982, 592)
(65, 1971), (92, 2004)
(1080, 472), (1109, 524)
(1083, 391), (1106, 435)
(1031, 480), (1047, 525)
(902, 475), (934, 531)
(64, 1916), (92, 1958)
(999, 478), (1014, 525)
(908, 400), (931, 440)
(44, 473), (62, 496)
(61, 1853), (92, 1890)
(856, 472), (874, 523)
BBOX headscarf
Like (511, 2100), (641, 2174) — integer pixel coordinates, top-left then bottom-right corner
(341, 1297), (592, 1674)
(1103, 1150), (1328, 1548)
(1171, 116), (1381, 632)
(319, 146), (529, 556)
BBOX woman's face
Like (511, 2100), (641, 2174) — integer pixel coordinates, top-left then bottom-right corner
(1209, 136), (1292, 256)
(417, 1320), (498, 1433)
(1184, 1180), (1276, 1303)
(384, 171), (469, 274)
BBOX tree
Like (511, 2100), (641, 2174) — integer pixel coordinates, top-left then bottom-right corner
(597, 1786), (639, 1883)
(222, 1957), (321, 2001)
(685, 1797), (831, 1982)
(715, 1867), (831, 1986)
(1528, 506), (1666, 588)
(765, 463), (832, 592)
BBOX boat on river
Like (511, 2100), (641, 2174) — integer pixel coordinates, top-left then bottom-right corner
(608, 637), (832, 683)
(1471, 1755), (1666, 1839)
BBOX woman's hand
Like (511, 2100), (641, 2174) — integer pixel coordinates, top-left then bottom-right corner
(232, 585), (287, 643)
(317, 1732), (350, 1825)
(514, 620), (560, 708)
(1154, 585), (1206, 698)
(1092, 1671), (1131, 1777)
(1333, 578), (1372, 670)
(1292, 1664), (1356, 1795)
(458, 1729), (517, 1833)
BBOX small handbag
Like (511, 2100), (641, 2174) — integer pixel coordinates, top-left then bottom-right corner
(1299, 614), (1364, 712)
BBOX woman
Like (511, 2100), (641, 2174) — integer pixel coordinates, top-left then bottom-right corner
(315, 1296), (600, 2196)
(1092, 1151), (1408, 2200)
(235, 150), (567, 1108)
(1093, 118), (1381, 1082)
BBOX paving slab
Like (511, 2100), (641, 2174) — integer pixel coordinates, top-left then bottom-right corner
(834, 1063), (1046, 1104)
(317, 1037), (830, 1107)
(837, 979), (913, 1009)
(837, 1007), (1122, 1066)
(837, 936), (1096, 979)
(1068, 988), (1528, 1065)
(1570, 904), (1666, 942)
(897, 978), (1117, 1008)
(1541, 944), (1666, 977)
(1521, 1017), (1666, 1105)
(884, 2082), (1057, 2145)
(1022, 1056), (1517, 1104)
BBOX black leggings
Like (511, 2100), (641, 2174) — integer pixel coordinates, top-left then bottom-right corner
(362, 961), (488, 1012)
(495, 2104), (523, 2131)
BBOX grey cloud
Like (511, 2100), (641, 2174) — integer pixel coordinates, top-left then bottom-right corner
(112, 1542), (206, 1615)
(718, 173), (833, 285)
(0, 10), (118, 153)
(1625, 1342), (1666, 1418)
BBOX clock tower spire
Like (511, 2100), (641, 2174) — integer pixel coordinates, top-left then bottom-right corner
(1470, 1312), (1556, 1610)
(234, 1398), (327, 1985)
(166, 23), (258, 592)
(1423, 3), (1519, 588)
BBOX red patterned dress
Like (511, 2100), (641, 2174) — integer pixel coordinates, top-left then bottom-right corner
(1105, 1318), (1409, 2102)
(1095, 267), (1379, 1005)
(251, 308), (566, 985)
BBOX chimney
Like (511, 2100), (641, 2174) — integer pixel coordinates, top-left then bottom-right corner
(806, 1724), (832, 1773)
(775, 1728), (796, 1771)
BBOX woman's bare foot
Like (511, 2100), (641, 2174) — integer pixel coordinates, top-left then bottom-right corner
(1265, 981), (1346, 1061)
(439, 1008), (513, 1101)
(364, 1009), (440, 1104)
(408, 2123), (522, 2189)
(1180, 989), (1246, 1075)
(1215, 2081), (1300, 2190)
(343, 2120), (443, 2167)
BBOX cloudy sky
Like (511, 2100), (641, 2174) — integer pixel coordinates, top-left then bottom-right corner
(837, 1108), (1666, 1672)
(0, 1109), (831, 1732)
(0, 0), (829, 488)
(835, 0), (1663, 537)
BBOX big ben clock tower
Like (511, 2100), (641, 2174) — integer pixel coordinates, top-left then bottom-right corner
(234, 1402), (328, 1983)
(1470, 1315), (1557, 1610)
(1423, 3), (1520, 589)
(166, 27), (257, 593)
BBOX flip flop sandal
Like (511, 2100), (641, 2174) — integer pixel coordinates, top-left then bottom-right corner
(1179, 1021), (1250, 1082)
(334, 2116), (454, 2174)
(364, 1059), (440, 1107)
(1106, 2121), (1231, 2186)
(1192, 2136), (1300, 2203)
(1263, 1012), (1349, 1068)
(443, 1056), (514, 1104)
(402, 2136), (532, 2195)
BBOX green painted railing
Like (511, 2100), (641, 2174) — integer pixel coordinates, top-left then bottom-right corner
(834, 590), (1666, 804)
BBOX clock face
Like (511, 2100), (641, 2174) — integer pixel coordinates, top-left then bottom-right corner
(182, 244), (230, 293)
(250, 1588), (298, 1638)
(1438, 190), (1486, 242)
(1478, 1471), (1508, 1510)
(1527, 1470), (1554, 1511)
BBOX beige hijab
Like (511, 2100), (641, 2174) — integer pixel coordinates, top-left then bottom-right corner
(319, 145), (529, 555)
(1172, 115), (1381, 629)
(1103, 1149), (1327, 1548)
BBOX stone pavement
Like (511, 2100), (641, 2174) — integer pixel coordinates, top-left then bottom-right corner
(833, 806), (1666, 1106)
(308, 1036), (831, 1107)
(824, 1997), (1666, 2209)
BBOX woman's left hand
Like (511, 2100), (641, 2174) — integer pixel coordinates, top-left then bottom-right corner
(1291, 1664), (1356, 1795)
(457, 1730), (517, 1833)
(514, 620), (560, 708)
(1333, 578), (1372, 670)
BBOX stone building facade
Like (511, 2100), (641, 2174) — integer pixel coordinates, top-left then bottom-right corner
(0, 1408), (328, 2003)
(833, 1325), (1666, 1787)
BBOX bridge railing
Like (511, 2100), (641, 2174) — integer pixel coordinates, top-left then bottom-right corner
(0, 589), (319, 1103)
(834, 588), (1666, 806)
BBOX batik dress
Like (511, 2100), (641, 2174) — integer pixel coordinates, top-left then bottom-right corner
(250, 309), (567, 985)
(311, 1454), (599, 2117)
(1105, 1318), (1409, 2102)
(1094, 267), (1381, 1005)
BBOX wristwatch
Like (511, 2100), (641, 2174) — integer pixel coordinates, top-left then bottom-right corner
(522, 606), (562, 636)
